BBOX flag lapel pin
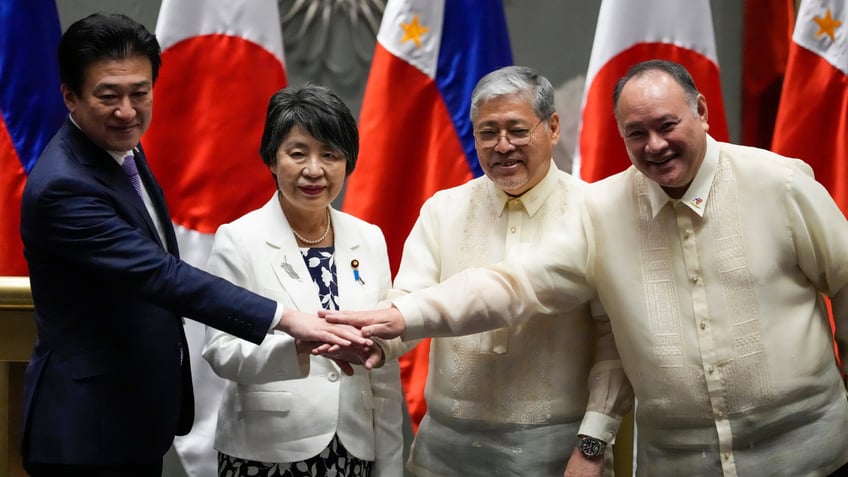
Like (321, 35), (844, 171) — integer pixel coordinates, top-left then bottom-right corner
(351, 259), (365, 285)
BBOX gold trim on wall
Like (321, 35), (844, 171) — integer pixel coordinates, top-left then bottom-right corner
(0, 277), (34, 475)
(0, 278), (32, 311)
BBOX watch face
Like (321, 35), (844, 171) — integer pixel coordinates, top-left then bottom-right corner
(580, 437), (605, 458)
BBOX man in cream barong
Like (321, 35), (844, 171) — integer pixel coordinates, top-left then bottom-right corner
(376, 66), (631, 477)
(323, 60), (848, 476)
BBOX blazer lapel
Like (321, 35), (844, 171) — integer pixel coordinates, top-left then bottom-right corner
(263, 198), (323, 312)
(331, 210), (368, 312)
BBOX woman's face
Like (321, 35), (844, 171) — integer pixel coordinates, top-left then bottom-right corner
(270, 125), (347, 215)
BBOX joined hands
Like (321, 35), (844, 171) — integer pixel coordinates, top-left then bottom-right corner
(274, 307), (406, 375)
(318, 306), (407, 339)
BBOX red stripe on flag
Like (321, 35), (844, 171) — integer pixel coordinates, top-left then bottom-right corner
(344, 43), (471, 274)
(772, 46), (848, 216)
(580, 43), (729, 182)
(773, 2), (847, 365)
(0, 117), (28, 275)
(741, 0), (794, 148)
(144, 35), (287, 233)
(345, 43), (471, 430)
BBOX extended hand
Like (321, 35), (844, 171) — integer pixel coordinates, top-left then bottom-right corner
(318, 306), (406, 339)
(296, 340), (374, 376)
(312, 343), (385, 370)
(275, 308), (371, 348)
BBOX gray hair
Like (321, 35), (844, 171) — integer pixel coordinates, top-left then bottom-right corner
(469, 66), (556, 122)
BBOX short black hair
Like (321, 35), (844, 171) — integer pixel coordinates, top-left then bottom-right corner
(613, 60), (700, 114)
(260, 84), (359, 176)
(58, 13), (161, 95)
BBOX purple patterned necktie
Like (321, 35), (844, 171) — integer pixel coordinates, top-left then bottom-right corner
(121, 154), (143, 199)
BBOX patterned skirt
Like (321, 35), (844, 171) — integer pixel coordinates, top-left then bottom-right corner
(217, 434), (373, 477)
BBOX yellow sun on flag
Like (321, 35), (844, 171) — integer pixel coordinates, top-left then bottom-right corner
(813, 7), (842, 42)
(400, 14), (429, 48)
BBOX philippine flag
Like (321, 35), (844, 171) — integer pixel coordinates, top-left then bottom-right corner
(772, 0), (848, 215)
(575, 0), (729, 182)
(142, 1), (287, 475)
(343, 0), (512, 431)
(0, 0), (65, 276)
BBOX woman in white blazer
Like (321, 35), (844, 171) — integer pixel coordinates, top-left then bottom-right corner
(202, 85), (403, 477)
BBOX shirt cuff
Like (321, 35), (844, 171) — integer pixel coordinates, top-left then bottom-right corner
(393, 295), (424, 341)
(268, 302), (283, 331)
(577, 410), (622, 444)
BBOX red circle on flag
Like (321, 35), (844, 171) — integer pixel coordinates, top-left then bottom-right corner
(144, 34), (287, 234)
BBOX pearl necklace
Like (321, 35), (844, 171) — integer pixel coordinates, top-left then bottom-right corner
(292, 208), (332, 245)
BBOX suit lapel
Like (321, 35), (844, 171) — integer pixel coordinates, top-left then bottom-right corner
(134, 145), (179, 254)
(65, 124), (164, 247)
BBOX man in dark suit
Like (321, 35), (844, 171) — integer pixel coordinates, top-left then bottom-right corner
(19, 13), (367, 477)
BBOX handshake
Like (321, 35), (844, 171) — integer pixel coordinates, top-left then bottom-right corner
(273, 306), (407, 376)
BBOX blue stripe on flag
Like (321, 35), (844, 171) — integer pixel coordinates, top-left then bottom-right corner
(0, 0), (65, 173)
(435, 0), (512, 178)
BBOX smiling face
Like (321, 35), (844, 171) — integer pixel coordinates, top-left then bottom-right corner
(615, 70), (710, 198)
(271, 125), (347, 218)
(473, 94), (559, 196)
(62, 55), (153, 152)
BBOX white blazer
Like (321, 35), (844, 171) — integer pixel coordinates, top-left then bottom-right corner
(202, 195), (403, 476)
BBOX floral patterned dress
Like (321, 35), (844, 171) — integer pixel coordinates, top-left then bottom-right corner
(217, 246), (373, 477)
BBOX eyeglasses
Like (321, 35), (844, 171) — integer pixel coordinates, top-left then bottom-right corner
(473, 118), (545, 148)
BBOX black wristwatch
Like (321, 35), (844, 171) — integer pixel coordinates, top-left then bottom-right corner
(577, 435), (606, 459)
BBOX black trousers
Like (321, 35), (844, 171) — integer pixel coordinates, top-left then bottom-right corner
(25, 460), (162, 477)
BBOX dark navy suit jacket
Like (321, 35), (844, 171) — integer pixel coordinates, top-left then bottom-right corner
(19, 119), (276, 465)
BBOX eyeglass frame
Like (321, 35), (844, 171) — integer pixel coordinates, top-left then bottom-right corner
(473, 116), (547, 149)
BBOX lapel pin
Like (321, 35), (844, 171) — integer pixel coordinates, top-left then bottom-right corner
(281, 255), (300, 280)
(351, 259), (366, 285)
(692, 197), (704, 208)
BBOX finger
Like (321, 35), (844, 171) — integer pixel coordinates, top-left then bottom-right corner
(319, 332), (352, 347)
(311, 343), (333, 354)
(337, 323), (364, 335)
(317, 323), (363, 346)
(325, 343), (342, 353)
(323, 313), (368, 327)
(364, 352), (382, 370)
(329, 324), (370, 345)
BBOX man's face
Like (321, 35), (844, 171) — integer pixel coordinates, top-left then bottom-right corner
(62, 55), (153, 152)
(615, 70), (709, 199)
(473, 94), (559, 196)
